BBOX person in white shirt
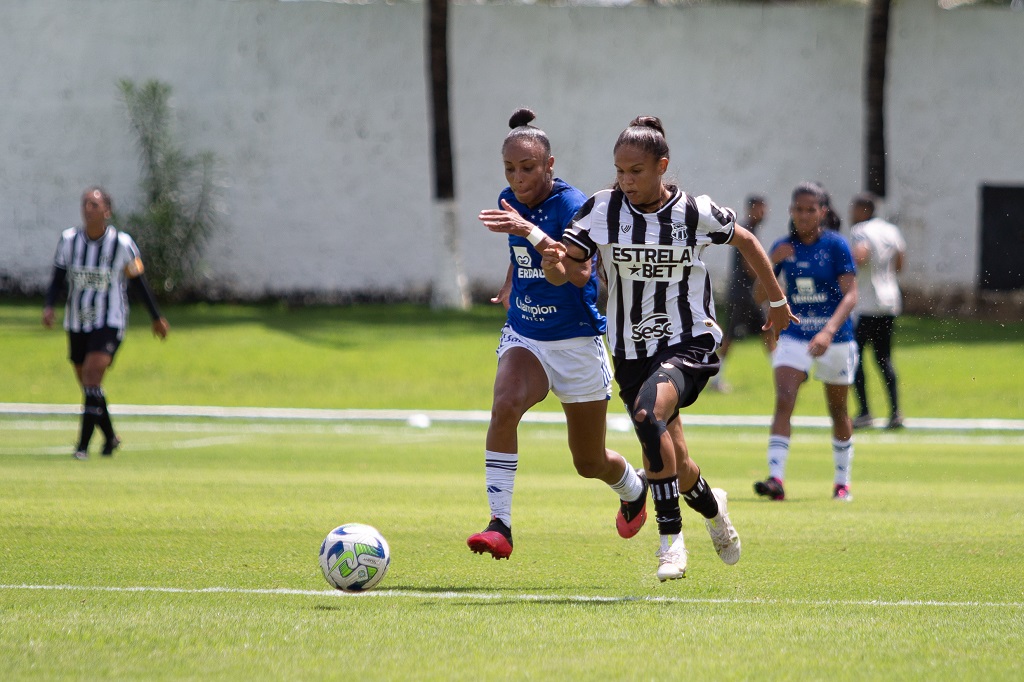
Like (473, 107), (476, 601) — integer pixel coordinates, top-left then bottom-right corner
(848, 193), (906, 430)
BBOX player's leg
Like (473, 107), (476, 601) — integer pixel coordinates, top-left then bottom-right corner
(469, 345), (549, 559)
(628, 374), (688, 580)
(852, 318), (873, 427)
(75, 350), (113, 459)
(872, 316), (902, 428)
(819, 340), (857, 500)
(755, 364), (805, 500)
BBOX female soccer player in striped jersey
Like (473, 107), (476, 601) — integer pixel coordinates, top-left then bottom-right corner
(753, 182), (859, 502)
(42, 187), (169, 460)
(544, 116), (796, 581)
(467, 109), (648, 560)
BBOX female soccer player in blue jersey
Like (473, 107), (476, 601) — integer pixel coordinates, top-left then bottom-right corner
(545, 116), (796, 581)
(467, 109), (648, 560)
(42, 187), (169, 460)
(753, 182), (859, 502)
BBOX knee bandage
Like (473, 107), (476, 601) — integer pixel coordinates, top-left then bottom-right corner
(630, 372), (674, 473)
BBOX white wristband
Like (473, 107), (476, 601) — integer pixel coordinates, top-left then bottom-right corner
(525, 226), (546, 246)
(769, 297), (788, 308)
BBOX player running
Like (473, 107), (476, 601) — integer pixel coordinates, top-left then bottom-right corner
(753, 182), (859, 502)
(467, 109), (648, 560)
(544, 116), (796, 580)
(43, 186), (169, 459)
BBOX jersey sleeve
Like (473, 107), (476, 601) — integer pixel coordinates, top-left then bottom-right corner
(562, 195), (599, 259)
(694, 195), (736, 245)
(116, 232), (144, 274)
(53, 230), (72, 268)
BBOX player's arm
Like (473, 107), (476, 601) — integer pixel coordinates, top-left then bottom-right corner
(730, 226), (798, 338)
(478, 199), (558, 252)
(125, 258), (170, 339)
(42, 265), (67, 328)
(491, 264), (513, 310)
(852, 241), (870, 267)
(543, 224), (595, 288)
(809, 272), (857, 357)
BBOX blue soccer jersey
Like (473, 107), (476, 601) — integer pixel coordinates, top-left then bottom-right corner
(501, 179), (605, 341)
(771, 230), (856, 343)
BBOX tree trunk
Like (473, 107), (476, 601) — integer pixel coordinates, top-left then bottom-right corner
(427, 0), (469, 309)
(864, 0), (891, 198)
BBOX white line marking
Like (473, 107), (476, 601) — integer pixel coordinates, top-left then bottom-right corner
(3, 403), (1023, 432)
(2, 583), (1022, 608)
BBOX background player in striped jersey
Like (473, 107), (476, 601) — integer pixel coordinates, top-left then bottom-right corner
(753, 182), (859, 502)
(544, 116), (796, 581)
(42, 187), (169, 460)
(467, 109), (648, 560)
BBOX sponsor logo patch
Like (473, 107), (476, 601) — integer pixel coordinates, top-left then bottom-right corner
(631, 313), (673, 342)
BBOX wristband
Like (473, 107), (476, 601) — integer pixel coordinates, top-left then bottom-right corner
(769, 297), (788, 308)
(525, 226), (546, 246)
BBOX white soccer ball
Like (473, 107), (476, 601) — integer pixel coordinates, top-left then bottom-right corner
(318, 523), (391, 592)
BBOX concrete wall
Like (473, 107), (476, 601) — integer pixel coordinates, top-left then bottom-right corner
(2, 0), (1022, 300)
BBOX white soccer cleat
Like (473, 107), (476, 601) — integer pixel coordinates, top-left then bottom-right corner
(706, 488), (741, 566)
(655, 542), (688, 582)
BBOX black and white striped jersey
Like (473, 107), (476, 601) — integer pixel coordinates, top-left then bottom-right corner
(563, 187), (736, 360)
(53, 226), (143, 333)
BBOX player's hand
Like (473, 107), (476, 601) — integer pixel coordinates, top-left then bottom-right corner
(807, 330), (833, 357)
(42, 306), (55, 329)
(772, 243), (795, 263)
(152, 317), (170, 340)
(490, 282), (511, 310)
(478, 200), (535, 239)
(762, 303), (799, 341)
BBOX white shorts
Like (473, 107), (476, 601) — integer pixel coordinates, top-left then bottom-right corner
(496, 325), (612, 403)
(771, 336), (859, 386)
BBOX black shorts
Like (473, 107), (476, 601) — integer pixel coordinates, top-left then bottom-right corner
(614, 336), (721, 412)
(68, 327), (123, 365)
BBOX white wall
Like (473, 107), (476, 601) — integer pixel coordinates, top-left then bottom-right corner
(2, 0), (1022, 299)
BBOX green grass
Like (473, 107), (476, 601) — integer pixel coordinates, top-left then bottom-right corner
(1, 300), (1023, 679)
(1, 420), (1022, 680)
(2, 300), (1022, 418)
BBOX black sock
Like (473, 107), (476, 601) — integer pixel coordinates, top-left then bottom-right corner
(88, 386), (115, 442)
(682, 474), (719, 520)
(649, 476), (682, 536)
(78, 388), (103, 451)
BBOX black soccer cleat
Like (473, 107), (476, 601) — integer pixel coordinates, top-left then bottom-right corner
(754, 476), (786, 501)
(102, 436), (122, 456)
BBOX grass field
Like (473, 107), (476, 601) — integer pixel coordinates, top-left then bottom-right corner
(1, 301), (1023, 680)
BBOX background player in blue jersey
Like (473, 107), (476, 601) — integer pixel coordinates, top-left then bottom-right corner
(467, 109), (648, 560)
(754, 182), (859, 502)
(42, 187), (169, 460)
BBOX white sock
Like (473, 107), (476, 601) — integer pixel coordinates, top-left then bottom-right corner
(767, 435), (790, 481)
(833, 438), (853, 486)
(484, 450), (517, 527)
(609, 463), (643, 502)
(661, 533), (685, 553)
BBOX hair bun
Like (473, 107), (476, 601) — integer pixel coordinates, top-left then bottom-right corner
(509, 108), (537, 129)
(629, 115), (665, 136)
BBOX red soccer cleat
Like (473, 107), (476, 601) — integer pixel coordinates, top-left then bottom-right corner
(467, 517), (513, 560)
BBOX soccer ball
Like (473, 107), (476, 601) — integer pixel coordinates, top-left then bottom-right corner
(318, 523), (391, 592)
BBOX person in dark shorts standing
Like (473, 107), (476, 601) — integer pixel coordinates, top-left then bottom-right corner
(544, 116), (796, 581)
(709, 195), (769, 393)
(43, 186), (169, 460)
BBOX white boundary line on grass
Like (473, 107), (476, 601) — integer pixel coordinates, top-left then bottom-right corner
(2, 583), (1022, 608)
(3, 403), (1024, 432)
